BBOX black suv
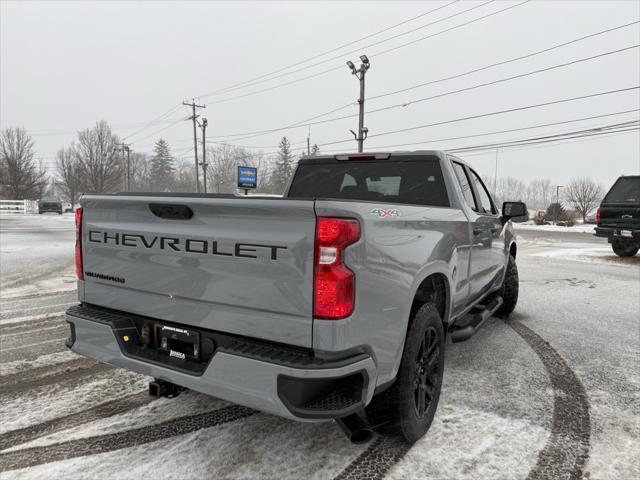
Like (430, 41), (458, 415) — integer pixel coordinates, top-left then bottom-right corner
(38, 196), (63, 214)
(595, 175), (640, 257)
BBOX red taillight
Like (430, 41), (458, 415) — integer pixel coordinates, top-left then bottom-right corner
(596, 207), (601, 224)
(313, 217), (360, 319)
(75, 208), (83, 280)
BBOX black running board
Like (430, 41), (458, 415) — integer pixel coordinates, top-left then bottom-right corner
(449, 296), (503, 343)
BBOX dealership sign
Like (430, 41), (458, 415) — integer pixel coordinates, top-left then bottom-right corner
(237, 166), (258, 189)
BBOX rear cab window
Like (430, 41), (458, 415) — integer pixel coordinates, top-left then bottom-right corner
(287, 155), (450, 207)
(603, 177), (640, 204)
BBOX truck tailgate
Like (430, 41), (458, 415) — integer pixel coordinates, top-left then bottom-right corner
(80, 195), (316, 348)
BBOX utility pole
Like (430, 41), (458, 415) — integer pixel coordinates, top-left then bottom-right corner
(115, 142), (131, 191)
(307, 126), (311, 156)
(183, 99), (206, 192)
(346, 55), (370, 152)
(200, 118), (208, 193)
(555, 185), (564, 225)
(493, 147), (499, 198)
(125, 145), (131, 191)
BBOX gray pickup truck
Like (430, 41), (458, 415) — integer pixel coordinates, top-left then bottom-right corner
(66, 151), (526, 444)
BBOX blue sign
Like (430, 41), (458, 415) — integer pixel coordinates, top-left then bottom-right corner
(237, 166), (257, 189)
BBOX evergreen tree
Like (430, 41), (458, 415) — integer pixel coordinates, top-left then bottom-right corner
(271, 137), (295, 193)
(149, 139), (175, 191)
(546, 202), (568, 223)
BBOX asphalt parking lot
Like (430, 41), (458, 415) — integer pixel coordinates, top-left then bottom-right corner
(0, 214), (638, 479)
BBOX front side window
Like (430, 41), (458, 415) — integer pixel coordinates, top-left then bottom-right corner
(470, 169), (496, 214)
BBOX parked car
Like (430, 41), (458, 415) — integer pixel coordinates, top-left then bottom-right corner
(584, 211), (598, 224)
(595, 175), (640, 257)
(38, 196), (63, 214)
(66, 151), (526, 444)
(62, 202), (74, 213)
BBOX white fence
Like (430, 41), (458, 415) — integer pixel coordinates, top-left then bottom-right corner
(0, 200), (38, 214)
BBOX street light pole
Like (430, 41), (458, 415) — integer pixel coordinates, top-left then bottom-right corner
(346, 55), (370, 152)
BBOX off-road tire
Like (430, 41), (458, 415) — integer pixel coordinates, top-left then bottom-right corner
(367, 303), (445, 444)
(495, 254), (519, 317)
(611, 238), (639, 257)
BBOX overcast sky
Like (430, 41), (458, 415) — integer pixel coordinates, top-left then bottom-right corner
(1, 0), (639, 189)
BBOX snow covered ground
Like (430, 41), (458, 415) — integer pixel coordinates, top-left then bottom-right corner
(513, 221), (596, 234)
(0, 214), (638, 479)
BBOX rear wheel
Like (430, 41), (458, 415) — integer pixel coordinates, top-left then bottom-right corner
(368, 303), (445, 444)
(612, 238), (639, 257)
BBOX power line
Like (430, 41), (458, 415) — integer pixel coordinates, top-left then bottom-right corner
(28, 115), (184, 137)
(457, 127), (639, 156)
(447, 122), (640, 153)
(321, 110), (639, 151)
(201, 0), (530, 105)
(363, 44), (639, 114)
(315, 86), (640, 147)
(203, 1), (491, 98)
(126, 116), (188, 144)
(368, 20), (640, 101)
(122, 104), (183, 141)
(209, 46), (639, 141)
(320, 122), (639, 155)
(199, 1), (462, 98)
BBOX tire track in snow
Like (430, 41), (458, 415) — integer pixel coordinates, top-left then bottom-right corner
(0, 316), (66, 335)
(0, 392), (153, 451)
(0, 262), (72, 290)
(508, 319), (591, 480)
(0, 405), (256, 472)
(0, 360), (112, 396)
(333, 435), (410, 480)
(0, 290), (74, 305)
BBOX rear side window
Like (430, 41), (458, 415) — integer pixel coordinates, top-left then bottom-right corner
(452, 162), (478, 211)
(603, 177), (640, 203)
(288, 157), (450, 207)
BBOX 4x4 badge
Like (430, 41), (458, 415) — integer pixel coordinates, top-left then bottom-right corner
(370, 208), (401, 218)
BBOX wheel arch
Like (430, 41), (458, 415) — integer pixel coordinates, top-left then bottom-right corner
(410, 273), (450, 328)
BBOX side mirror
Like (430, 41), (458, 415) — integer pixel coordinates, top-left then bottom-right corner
(502, 201), (527, 222)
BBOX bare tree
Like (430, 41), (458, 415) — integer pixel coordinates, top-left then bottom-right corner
(527, 178), (553, 210)
(55, 147), (84, 204)
(564, 177), (603, 221)
(129, 152), (151, 192)
(485, 176), (527, 207)
(73, 121), (122, 193)
(173, 157), (197, 193)
(0, 127), (47, 199)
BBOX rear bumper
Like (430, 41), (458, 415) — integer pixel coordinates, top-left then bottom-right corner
(594, 226), (640, 241)
(65, 305), (377, 421)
